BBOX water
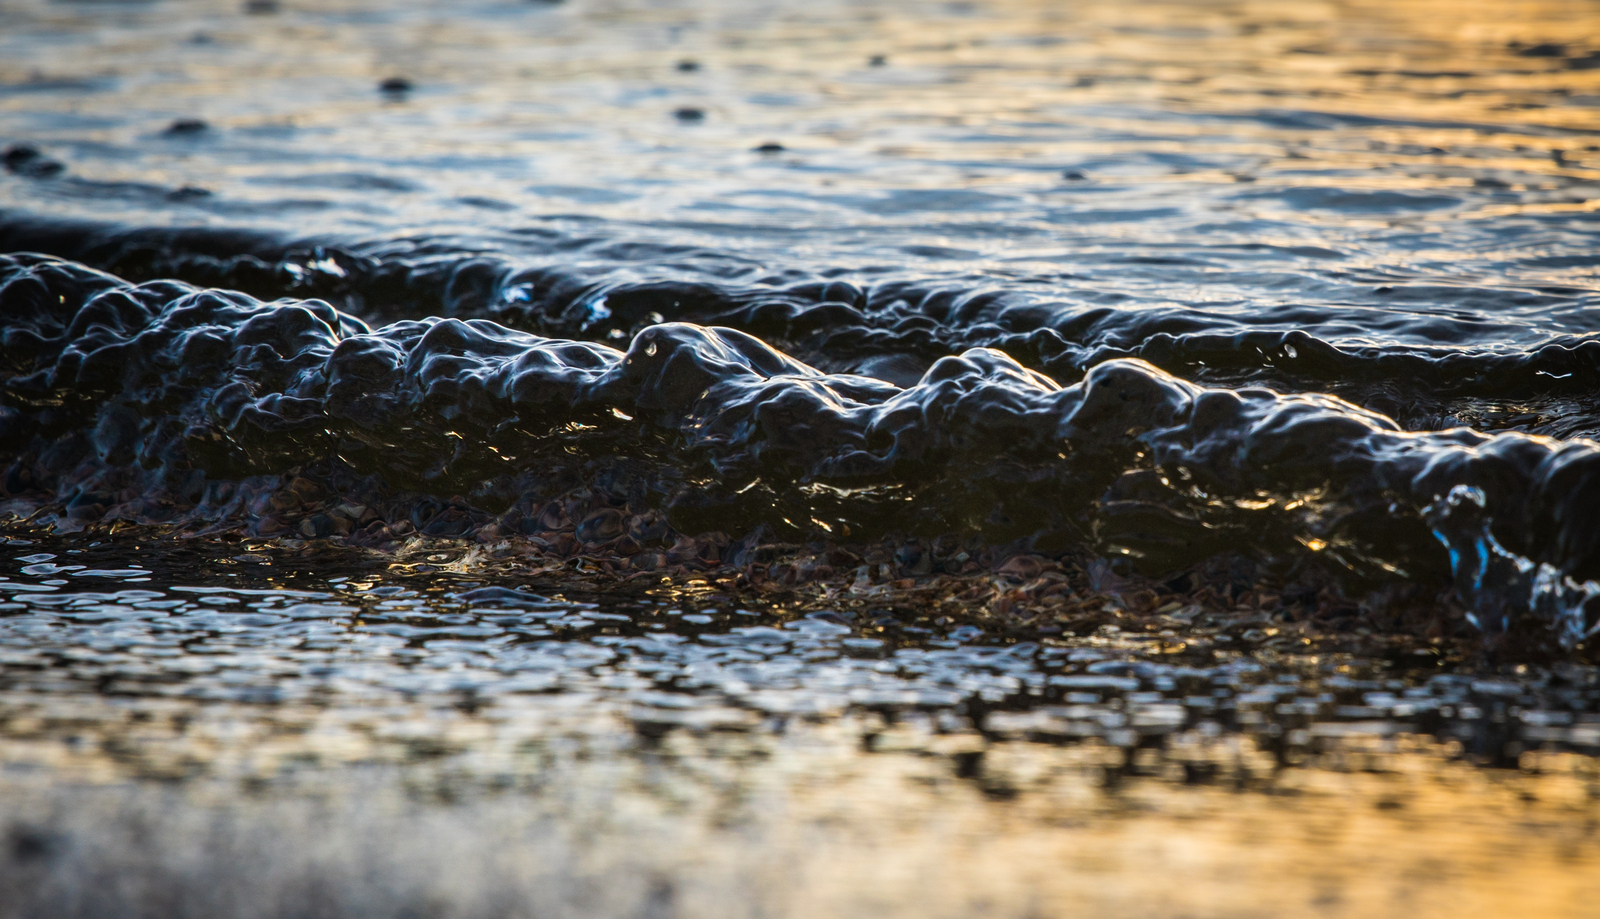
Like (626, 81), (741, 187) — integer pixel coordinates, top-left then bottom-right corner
(4, 533), (1598, 748)
(1, 532), (1598, 917)
(3, 0), (1600, 916)
(5, 0), (1600, 632)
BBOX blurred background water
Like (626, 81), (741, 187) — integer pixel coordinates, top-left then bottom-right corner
(4, 0), (1598, 362)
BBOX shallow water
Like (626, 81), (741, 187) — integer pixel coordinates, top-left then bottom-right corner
(3, 532), (1598, 752)
(1, 532), (1599, 918)
(3, 0), (1600, 915)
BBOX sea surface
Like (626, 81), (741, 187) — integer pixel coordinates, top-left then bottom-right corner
(2, 0), (1600, 916)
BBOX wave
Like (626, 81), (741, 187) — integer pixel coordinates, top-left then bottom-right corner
(5, 213), (1599, 440)
(3, 250), (1598, 645)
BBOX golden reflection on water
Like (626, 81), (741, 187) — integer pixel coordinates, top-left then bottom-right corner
(1, 0), (1594, 242)
(2, 690), (1598, 918)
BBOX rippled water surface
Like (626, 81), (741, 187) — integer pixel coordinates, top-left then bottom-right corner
(1, 531), (1599, 918)
(3, 0), (1600, 916)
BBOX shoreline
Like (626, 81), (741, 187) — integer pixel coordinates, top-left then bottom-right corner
(6, 510), (1572, 664)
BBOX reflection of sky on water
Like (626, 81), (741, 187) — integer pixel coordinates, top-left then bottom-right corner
(0, 0), (1596, 304)
(3, 538), (1597, 763)
(3, 536), (1600, 916)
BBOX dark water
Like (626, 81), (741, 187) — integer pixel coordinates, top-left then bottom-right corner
(4, 0), (1600, 644)
(3, 1), (1600, 916)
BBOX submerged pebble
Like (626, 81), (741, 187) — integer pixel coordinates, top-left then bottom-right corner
(164, 118), (209, 135)
(1, 145), (63, 178)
